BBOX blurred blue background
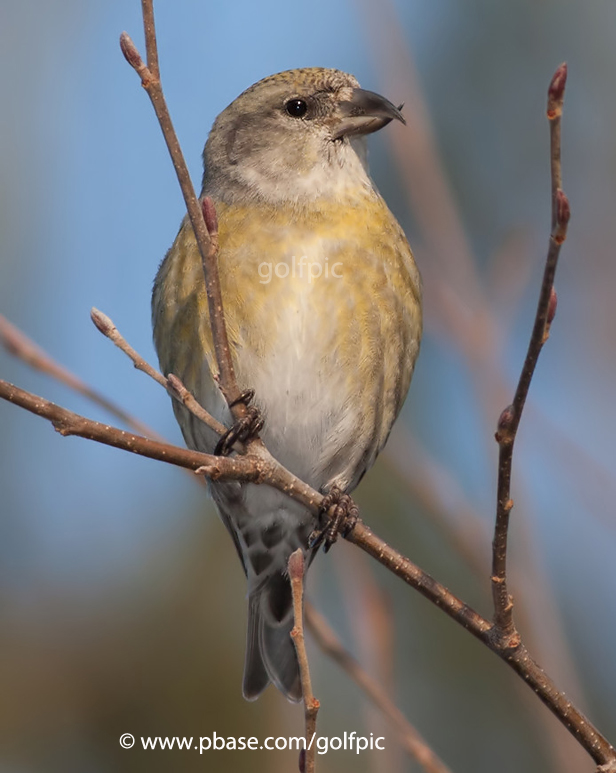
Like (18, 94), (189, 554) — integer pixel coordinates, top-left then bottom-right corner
(1, 1), (615, 771)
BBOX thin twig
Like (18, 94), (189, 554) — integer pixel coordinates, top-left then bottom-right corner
(90, 307), (169, 391)
(90, 307), (227, 437)
(0, 379), (247, 480)
(289, 550), (319, 773)
(491, 63), (570, 639)
(90, 307), (318, 506)
(166, 373), (231, 440)
(140, 0), (159, 80)
(199, 196), (247, 424)
(305, 603), (453, 773)
(119, 17), (245, 421)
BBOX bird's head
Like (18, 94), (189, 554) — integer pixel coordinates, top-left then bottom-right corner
(203, 67), (404, 205)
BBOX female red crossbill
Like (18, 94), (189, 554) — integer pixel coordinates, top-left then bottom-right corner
(152, 67), (422, 701)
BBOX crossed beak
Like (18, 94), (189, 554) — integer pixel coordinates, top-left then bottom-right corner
(333, 88), (405, 139)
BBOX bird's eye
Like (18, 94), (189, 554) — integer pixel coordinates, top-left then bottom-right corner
(285, 99), (308, 118)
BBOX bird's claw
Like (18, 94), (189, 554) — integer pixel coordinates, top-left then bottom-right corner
(229, 388), (255, 409)
(309, 487), (359, 553)
(215, 391), (264, 455)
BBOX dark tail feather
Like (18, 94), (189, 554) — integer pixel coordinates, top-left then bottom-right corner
(242, 572), (301, 702)
(242, 595), (270, 700)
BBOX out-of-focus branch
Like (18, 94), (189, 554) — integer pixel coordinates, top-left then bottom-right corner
(491, 64), (570, 639)
(0, 313), (154, 439)
(289, 551), (319, 773)
(305, 603), (453, 773)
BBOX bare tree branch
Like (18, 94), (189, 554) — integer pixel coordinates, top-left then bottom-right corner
(90, 307), (227, 438)
(491, 63), (570, 639)
(346, 521), (615, 767)
(119, 26), (246, 424)
(0, 379), (244, 479)
(140, 0), (159, 80)
(289, 551), (320, 773)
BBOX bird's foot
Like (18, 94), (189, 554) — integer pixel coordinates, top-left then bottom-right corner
(215, 389), (264, 455)
(309, 486), (359, 553)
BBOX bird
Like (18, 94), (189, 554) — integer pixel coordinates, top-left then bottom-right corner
(152, 67), (422, 702)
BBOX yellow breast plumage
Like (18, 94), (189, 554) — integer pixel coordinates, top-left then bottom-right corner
(153, 191), (421, 488)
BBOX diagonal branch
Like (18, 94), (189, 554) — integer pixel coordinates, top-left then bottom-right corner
(0, 379), (249, 480)
(90, 307), (227, 438)
(346, 521), (615, 767)
(119, 21), (245, 423)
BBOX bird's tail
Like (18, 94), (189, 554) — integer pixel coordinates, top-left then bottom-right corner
(243, 570), (302, 702)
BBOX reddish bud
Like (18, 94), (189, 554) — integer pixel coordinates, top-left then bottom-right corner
(90, 307), (114, 336)
(288, 548), (305, 580)
(547, 288), (558, 325)
(547, 62), (567, 119)
(554, 190), (570, 243)
(495, 405), (515, 443)
(202, 197), (218, 236)
(498, 405), (514, 430)
(119, 32), (143, 70)
(556, 189), (570, 226)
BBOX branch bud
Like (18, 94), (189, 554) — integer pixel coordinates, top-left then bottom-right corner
(90, 307), (115, 336)
(495, 404), (515, 444)
(202, 197), (218, 236)
(166, 373), (185, 397)
(547, 287), (558, 326)
(288, 548), (305, 580)
(556, 189), (570, 226)
(119, 32), (144, 71)
(547, 62), (567, 120)
(554, 189), (570, 244)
